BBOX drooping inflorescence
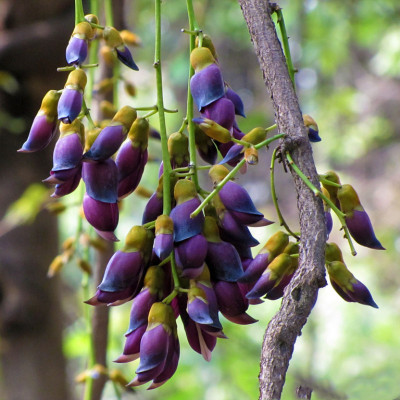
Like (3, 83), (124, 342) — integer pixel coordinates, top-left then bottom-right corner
(17, 4), (385, 393)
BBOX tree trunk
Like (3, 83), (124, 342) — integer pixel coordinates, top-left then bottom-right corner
(237, 1), (327, 399)
(0, 1), (73, 400)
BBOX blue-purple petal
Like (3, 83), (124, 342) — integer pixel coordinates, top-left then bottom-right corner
(57, 88), (83, 124)
(116, 46), (139, 71)
(66, 36), (88, 65)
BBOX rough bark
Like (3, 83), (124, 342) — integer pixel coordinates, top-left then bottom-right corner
(237, 1), (327, 399)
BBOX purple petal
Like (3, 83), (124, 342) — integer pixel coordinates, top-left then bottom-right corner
(18, 115), (57, 153)
(345, 210), (385, 250)
(218, 210), (259, 247)
(265, 273), (293, 300)
(57, 88), (83, 124)
(83, 125), (125, 162)
(308, 127), (321, 142)
(245, 270), (276, 299)
(213, 281), (249, 317)
(219, 143), (244, 165)
(116, 46), (139, 70)
(136, 325), (169, 373)
(83, 193), (119, 234)
(188, 297), (213, 325)
(115, 324), (147, 362)
(325, 211), (333, 239)
(348, 280), (378, 308)
(126, 288), (158, 334)
(52, 133), (83, 171)
(66, 36), (88, 65)
(225, 87), (246, 117)
(98, 250), (143, 292)
(190, 64), (225, 110)
(206, 241), (243, 282)
(219, 181), (263, 216)
(170, 198), (204, 242)
(142, 192), (163, 224)
(238, 253), (269, 283)
(51, 167), (82, 198)
(175, 234), (208, 269)
(82, 159), (118, 203)
(201, 97), (235, 130)
(154, 233), (174, 260)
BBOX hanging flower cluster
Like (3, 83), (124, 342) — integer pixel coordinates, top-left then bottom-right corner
(18, 4), (385, 393)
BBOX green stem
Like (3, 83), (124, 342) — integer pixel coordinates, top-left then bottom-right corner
(75, 0), (85, 24)
(155, 0), (172, 216)
(266, 123), (278, 132)
(186, 0), (201, 192)
(82, 99), (96, 129)
(190, 133), (285, 218)
(285, 152), (357, 256)
(270, 148), (300, 240)
(274, 8), (296, 90)
(319, 176), (342, 188)
(104, 0), (114, 26)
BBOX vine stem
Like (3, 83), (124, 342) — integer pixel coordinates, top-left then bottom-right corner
(186, 0), (200, 192)
(273, 7), (296, 90)
(191, 133), (284, 218)
(75, 0), (85, 24)
(270, 148), (300, 240)
(155, 0), (181, 292)
(286, 152), (357, 256)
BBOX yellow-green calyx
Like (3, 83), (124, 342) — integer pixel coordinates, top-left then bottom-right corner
(303, 114), (318, 131)
(326, 261), (355, 290)
(244, 147), (258, 165)
(155, 214), (174, 235)
(195, 34), (218, 61)
(168, 131), (189, 167)
(147, 302), (176, 333)
(65, 69), (87, 91)
(260, 231), (289, 261)
(173, 179), (197, 205)
(321, 187), (331, 212)
(40, 90), (61, 120)
(267, 253), (293, 277)
(209, 164), (229, 185)
(196, 118), (232, 143)
(242, 127), (267, 145)
(123, 225), (148, 252)
(202, 216), (221, 243)
(103, 26), (124, 49)
(190, 47), (215, 72)
(196, 264), (211, 284)
(85, 127), (101, 152)
(144, 266), (165, 296)
(60, 119), (85, 144)
(337, 184), (363, 215)
(128, 117), (149, 149)
(188, 286), (208, 304)
(320, 170), (341, 202)
(325, 242), (344, 263)
(111, 105), (137, 132)
(72, 21), (94, 40)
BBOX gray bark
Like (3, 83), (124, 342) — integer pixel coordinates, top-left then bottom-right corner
(237, 1), (327, 399)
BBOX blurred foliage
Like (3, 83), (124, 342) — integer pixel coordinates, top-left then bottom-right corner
(11, 0), (397, 399)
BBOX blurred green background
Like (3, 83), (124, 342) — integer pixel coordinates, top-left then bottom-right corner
(1, 0), (399, 399)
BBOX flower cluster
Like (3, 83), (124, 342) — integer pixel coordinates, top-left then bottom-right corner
(18, 12), (385, 390)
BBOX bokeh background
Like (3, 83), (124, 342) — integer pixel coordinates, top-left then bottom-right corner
(0, 0), (399, 399)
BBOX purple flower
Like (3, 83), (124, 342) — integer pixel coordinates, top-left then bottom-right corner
(238, 252), (269, 284)
(246, 253), (293, 300)
(83, 106), (137, 162)
(190, 64), (225, 111)
(115, 324), (146, 363)
(18, 90), (60, 153)
(194, 125), (218, 165)
(327, 261), (378, 308)
(345, 210), (385, 250)
(129, 303), (179, 387)
(187, 286), (214, 325)
(153, 215), (174, 261)
(142, 192), (163, 225)
(82, 193), (119, 241)
(116, 45), (139, 70)
(52, 124), (84, 172)
(66, 36), (88, 65)
(50, 166), (82, 198)
(82, 159), (118, 203)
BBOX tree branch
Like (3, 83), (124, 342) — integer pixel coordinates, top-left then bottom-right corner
(237, 1), (327, 399)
